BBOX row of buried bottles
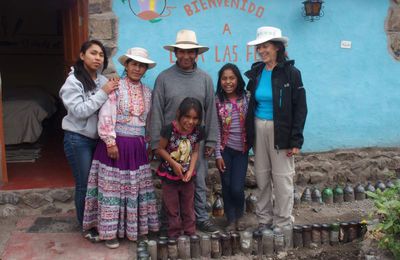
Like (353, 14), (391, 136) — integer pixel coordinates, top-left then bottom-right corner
(297, 179), (399, 204)
(137, 221), (368, 259)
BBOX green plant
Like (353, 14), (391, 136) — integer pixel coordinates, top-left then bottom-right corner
(366, 182), (400, 258)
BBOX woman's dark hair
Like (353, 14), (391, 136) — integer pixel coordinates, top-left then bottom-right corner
(269, 40), (288, 63)
(216, 63), (246, 101)
(73, 39), (108, 92)
(177, 97), (203, 124)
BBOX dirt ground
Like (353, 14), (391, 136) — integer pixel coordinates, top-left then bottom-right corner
(0, 198), (379, 259)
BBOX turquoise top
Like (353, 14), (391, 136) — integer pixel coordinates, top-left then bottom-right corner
(255, 69), (273, 120)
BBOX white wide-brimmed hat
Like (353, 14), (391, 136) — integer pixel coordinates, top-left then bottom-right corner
(118, 47), (156, 69)
(164, 29), (209, 54)
(247, 26), (289, 46)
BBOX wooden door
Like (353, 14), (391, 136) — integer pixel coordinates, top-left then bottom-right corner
(0, 73), (8, 183)
(0, 0), (88, 184)
(62, 0), (89, 75)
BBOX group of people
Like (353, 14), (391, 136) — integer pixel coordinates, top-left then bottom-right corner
(59, 26), (307, 249)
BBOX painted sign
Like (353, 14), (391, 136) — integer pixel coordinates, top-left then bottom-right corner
(114, 0), (400, 151)
(114, 0), (268, 84)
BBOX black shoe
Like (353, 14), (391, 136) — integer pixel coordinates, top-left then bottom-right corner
(105, 238), (119, 249)
(197, 220), (219, 234)
(83, 228), (100, 243)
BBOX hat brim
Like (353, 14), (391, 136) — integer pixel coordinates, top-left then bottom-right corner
(118, 54), (156, 69)
(247, 36), (289, 46)
(163, 44), (209, 55)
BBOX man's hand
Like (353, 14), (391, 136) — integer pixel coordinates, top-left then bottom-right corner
(204, 146), (214, 158)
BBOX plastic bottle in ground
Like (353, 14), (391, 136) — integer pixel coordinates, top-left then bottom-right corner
(385, 179), (395, 189)
(322, 186), (334, 204)
(339, 222), (350, 243)
(147, 240), (157, 260)
(343, 183), (355, 202)
(354, 183), (366, 200)
(210, 233), (221, 259)
(321, 224), (330, 244)
(167, 239), (178, 260)
(273, 227), (285, 254)
(190, 235), (200, 259)
(177, 235), (190, 259)
(311, 224), (321, 245)
(348, 221), (358, 242)
(220, 232), (232, 257)
(375, 180), (386, 192)
(157, 239), (168, 260)
(241, 230), (253, 255)
(293, 225), (303, 248)
(311, 187), (322, 203)
(301, 187), (312, 204)
(252, 230), (263, 258)
(302, 225), (312, 248)
(262, 228), (274, 257)
(282, 224), (293, 250)
(200, 234), (211, 258)
(333, 185), (344, 203)
(329, 223), (340, 246)
(365, 182), (376, 198)
(231, 232), (241, 255)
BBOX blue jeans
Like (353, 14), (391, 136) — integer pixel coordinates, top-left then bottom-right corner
(219, 146), (249, 223)
(63, 131), (98, 227)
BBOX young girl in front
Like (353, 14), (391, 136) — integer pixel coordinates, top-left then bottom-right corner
(215, 63), (249, 232)
(156, 97), (203, 238)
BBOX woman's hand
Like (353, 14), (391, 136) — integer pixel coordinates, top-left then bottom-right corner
(182, 170), (193, 182)
(107, 145), (119, 160)
(287, 147), (300, 157)
(171, 161), (184, 179)
(102, 78), (119, 94)
(216, 158), (226, 173)
(204, 146), (214, 158)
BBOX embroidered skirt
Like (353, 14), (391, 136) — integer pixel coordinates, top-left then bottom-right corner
(83, 135), (159, 241)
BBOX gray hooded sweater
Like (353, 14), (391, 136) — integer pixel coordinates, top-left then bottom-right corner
(59, 70), (108, 139)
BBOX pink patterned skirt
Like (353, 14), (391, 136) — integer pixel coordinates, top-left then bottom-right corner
(83, 135), (159, 241)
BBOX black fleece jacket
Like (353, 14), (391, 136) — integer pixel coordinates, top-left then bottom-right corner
(244, 60), (307, 150)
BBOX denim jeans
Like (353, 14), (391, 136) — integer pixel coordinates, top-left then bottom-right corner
(63, 131), (98, 227)
(219, 146), (249, 223)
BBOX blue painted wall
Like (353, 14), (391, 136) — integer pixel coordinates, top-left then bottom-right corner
(112, 0), (400, 152)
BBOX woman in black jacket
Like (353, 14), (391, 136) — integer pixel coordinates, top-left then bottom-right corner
(245, 26), (307, 230)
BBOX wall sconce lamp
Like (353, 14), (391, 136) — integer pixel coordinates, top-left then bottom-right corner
(302, 0), (324, 22)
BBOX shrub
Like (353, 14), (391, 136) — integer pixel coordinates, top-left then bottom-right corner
(366, 182), (400, 258)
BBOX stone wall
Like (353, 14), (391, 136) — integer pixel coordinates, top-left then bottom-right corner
(89, 0), (119, 77)
(1, 147), (399, 218)
(387, 0), (400, 60)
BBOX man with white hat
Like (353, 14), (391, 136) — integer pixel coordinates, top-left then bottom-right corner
(150, 29), (219, 234)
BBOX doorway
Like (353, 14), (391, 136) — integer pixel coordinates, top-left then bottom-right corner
(0, 0), (88, 189)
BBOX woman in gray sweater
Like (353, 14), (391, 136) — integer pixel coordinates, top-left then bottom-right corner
(59, 40), (118, 241)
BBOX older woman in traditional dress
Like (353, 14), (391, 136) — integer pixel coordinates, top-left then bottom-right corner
(83, 47), (159, 249)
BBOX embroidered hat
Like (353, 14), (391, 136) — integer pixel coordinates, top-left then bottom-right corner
(164, 29), (209, 54)
(118, 47), (156, 69)
(247, 26), (289, 46)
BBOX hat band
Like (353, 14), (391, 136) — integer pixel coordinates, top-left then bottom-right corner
(175, 41), (199, 45)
